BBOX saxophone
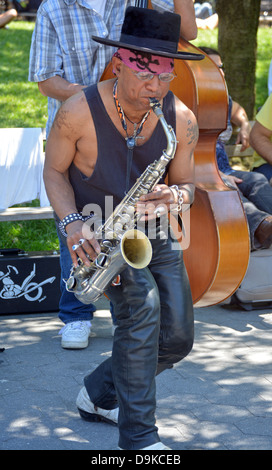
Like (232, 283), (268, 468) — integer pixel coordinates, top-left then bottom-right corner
(65, 98), (177, 304)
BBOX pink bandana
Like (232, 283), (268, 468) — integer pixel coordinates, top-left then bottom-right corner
(113, 48), (174, 74)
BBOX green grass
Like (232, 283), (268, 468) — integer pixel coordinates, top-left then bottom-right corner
(0, 22), (55, 252)
(0, 21), (47, 128)
(191, 27), (219, 50)
(1, 216), (59, 252)
(0, 21), (271, 251)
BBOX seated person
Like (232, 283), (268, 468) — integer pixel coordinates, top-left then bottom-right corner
(0, 8), (17, 28)
(12, 0), (42, 14)
(194, 1), (213, 18)
(199, 47), (272, 251)
(249, 94), (272, 185)
(194, 0), (218, 29)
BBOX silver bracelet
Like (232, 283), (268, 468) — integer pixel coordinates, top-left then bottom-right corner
(58, 212), (83, 237)
(169, 185), (184, 212)
(59, 212), (95, 237)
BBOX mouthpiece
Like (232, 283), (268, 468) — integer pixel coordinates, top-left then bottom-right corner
(149, 97), (159, 107)
(149, 98), (163, 118)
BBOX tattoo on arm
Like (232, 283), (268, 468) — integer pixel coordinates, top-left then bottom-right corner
(186, 119), (199, 145)
(53, 109), (72, 132)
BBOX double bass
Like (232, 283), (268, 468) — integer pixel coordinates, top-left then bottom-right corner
(169, 40), (250, 306)
(100, 1), (250, 307)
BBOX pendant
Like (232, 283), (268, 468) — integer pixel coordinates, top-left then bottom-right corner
(126, 136), (136, 149)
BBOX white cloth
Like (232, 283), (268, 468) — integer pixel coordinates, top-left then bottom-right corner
(0, 128), (50, 209)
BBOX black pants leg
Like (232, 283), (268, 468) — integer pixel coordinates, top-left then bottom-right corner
(84, 226), (194, 449)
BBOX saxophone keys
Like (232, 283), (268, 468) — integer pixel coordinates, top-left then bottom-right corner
(125, 206), (135, 216)
(119, 214), (131, 225)
(105, 230), (115, 240)
(95, 253), (110, 269)
(66, 275), (77, 291)
(101, 240), (113, 248)
(114, 222), (124, 233)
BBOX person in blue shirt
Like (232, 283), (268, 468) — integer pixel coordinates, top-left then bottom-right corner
(29, 0), (197, 137)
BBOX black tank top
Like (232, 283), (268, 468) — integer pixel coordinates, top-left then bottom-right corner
(69, 84), (176, 217)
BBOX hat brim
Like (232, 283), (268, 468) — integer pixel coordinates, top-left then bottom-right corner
(92, 36), (204, 61)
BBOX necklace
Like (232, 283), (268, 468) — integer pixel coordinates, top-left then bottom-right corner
(113, 80), (151, 193)
(113, 80), (150, 149)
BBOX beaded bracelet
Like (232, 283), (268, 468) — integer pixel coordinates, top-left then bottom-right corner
(169, 185), (184, 212)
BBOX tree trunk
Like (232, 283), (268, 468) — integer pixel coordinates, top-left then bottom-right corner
(216, 0), (261, 119)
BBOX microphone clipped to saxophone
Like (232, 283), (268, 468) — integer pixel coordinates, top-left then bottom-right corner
(65, 98), (178, 304)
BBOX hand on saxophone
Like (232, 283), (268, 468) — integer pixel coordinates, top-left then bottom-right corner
(66, 220), (101, 267)
(136, 184), (177, 220)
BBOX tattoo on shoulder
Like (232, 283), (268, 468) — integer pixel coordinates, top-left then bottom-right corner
(53, 109), (72, 132)
(186, 119), (199, 145)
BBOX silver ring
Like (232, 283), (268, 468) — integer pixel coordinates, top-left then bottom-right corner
(78, 238), (85, 246)
(154, 205), (166, 218)
(72, 244), (80, 251)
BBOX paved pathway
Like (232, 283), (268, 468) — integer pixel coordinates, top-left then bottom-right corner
(0, 298), (272, 450)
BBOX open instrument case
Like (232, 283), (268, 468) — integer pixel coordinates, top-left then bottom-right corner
(0, 249), (60, 314)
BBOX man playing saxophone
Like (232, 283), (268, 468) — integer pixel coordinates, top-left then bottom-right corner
(44, 7), (202, 450)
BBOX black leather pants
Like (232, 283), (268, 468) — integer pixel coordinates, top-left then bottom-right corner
(84, 224), (194, 450)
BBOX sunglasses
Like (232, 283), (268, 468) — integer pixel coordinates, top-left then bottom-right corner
(132, 71), (177, 82)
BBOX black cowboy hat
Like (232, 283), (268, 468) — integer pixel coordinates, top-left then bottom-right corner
(92, 7), (204, 61)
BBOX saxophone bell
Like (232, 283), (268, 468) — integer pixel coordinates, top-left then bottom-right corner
(65, 228), (152, 304)
(120, 228), (152, 269)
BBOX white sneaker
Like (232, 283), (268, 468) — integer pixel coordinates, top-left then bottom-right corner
(112, 324), (117, 336)
(141, 442), (172, 450)
(118, 442), (172, 450)
(76, 386), (118, 426)
(60, 321), (91, 349)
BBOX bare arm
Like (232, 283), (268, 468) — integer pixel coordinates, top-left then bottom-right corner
(249, 121), (272, 165)
(231, 100), (251, 151)
(167, 97), (196, 203)
(174, 0), (198, 40)
(44, 97), (81, 219)
(44, 92), (101, 266)
(0, 9), (17, 28)
(38, 75), (86, 101)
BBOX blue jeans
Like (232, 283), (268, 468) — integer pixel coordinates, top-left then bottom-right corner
(231, 169), (272, 250)
(194, 2), (213, 18)
(253, 163), (272, 183)
(57, 231), (116, 325)
(84, 224), (194, 449)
